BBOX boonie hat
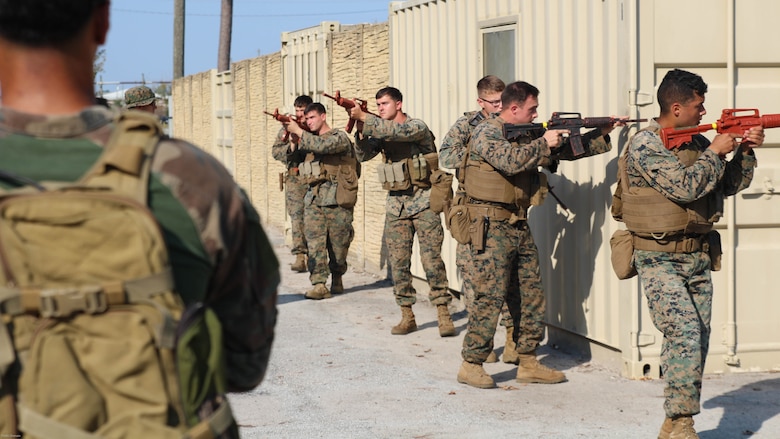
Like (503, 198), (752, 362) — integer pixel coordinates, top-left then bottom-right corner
(124, 86), (156, 108)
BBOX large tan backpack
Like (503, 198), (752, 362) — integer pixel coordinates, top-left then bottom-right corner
(0, 112), (235, 438)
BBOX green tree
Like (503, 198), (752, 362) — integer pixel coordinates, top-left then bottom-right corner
(155, 83), (171, 97)
(93, 48), (106, 81)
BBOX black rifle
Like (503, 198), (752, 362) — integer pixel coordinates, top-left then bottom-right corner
(504, 113), (646, 156)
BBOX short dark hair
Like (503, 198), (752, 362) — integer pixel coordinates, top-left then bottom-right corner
(657, 69), (708, 114)
(0, 0), (107, 46)
(376, 87), (403, 102)
(477, 75), (505, 95)
(293, 95), (313, 108)
(501, 81), (539, 107)
(305, 102), (326, 115)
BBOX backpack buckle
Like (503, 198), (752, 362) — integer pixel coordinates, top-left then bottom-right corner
(39, 286), (107, 318)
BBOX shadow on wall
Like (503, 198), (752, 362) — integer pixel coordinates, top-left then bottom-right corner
(528, 127), (633, 363)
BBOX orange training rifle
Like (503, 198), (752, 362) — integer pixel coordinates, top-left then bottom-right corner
(322, 90), (379, 133)
(661, 108), (780, 150)
(264, 108), (308, 143)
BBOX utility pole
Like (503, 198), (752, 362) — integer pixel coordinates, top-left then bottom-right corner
(217, 0), (233, 72)
(173, 0), (185, 79)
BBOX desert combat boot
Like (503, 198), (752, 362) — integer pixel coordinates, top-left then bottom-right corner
(457, 361), (496, 389)
(515, 352), (566, 384)
(436, 304), (456, 337)
(502, 327), (519, 364)
(304, 283), (331, 300)
(658, 416), (698, 439)
(291, 253), (307, 272)
(391, 305), (417, 335)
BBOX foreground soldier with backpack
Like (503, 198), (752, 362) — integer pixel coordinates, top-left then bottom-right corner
(0, 1), (279, 437)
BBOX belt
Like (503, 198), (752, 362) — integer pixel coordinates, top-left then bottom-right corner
(466, 204), (515, 221)
(633, 234), (708, 253)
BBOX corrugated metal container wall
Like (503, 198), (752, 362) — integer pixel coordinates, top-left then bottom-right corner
(628, 0), (780, 377)
(390, 0), (780, 378)
(389, 0), (634, 365)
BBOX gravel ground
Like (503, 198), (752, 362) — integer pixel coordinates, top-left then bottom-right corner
(229, 227), (780, 439)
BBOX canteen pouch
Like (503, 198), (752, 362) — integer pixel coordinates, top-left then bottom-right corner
(610, 229), (637, 279)
(429, 169), (454, 214)
(336, 165), (359, 208)
(445, 191), (471, 244)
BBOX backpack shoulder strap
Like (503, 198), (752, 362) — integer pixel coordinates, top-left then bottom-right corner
(79, 110), (163, 205)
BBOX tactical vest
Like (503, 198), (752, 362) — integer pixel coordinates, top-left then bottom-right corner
(298, 132), (361, 208)
(463, 117), (546, 217)
(612, 126), (722, 237)
(300, 151), (359, 186)
(0, 112), (236, 438)
(376, 141), (439, 192)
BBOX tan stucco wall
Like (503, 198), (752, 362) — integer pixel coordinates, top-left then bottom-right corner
(172, 23), (390, 276)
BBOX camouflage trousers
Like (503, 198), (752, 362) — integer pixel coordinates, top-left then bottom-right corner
(457, 242), (512, 328)
(286, 173), (308, 256)
(462, 220), (545, 364)
(635, 249), (712, 418)
(385, 207), (450, 307)
(304, 203), (354, 285)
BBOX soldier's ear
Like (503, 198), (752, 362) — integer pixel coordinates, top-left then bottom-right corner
(670, 102), (681, 118)
(92, 1), (110, 45)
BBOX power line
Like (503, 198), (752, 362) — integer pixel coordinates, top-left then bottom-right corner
(112, 7), (386, 18)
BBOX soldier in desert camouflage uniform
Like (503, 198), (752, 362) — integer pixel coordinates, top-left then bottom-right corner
(349, 86), (456, 337)
(0, 1), (279, 434)
(616, 69), (763, 439)
(457, 81), (618, 389)
(440, 75), (516, 364)
(285, 103), (359, 300)
(272, 95), (313, 273)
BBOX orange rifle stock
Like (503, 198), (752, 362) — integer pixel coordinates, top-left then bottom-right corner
(322, 90), (378, 133)
(661, 109), (780, 150)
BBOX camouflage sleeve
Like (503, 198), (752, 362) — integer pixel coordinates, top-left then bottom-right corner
(299, 129), (352, 155)
(362, 114), (432, 144)
(472, 121), (551, 175)
(720, 145), (757, 196)
(553, 129), (612, 161)
(271, 126), (290, 162)
(627, 130), (726, 204)
(154, 139), (280, 391)
(439, 115), (471, 169)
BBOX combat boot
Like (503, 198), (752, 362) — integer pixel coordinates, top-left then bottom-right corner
(502, 327), (519, 364)
(304, 283), (331, 300)
(330, 275), (344, 294)
(291, 254), (307, 272)
(457, 361), (496, 389)
(485, 351), (498, 363)
(436, 304), (456, 337)
(391, 305), (417, 335)
(515, 352), (566, 384)
(667, 416), (698, 439)
(658, 417), (673, 439)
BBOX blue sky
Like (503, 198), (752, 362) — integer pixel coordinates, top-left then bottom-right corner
(99, 0), (392, 92)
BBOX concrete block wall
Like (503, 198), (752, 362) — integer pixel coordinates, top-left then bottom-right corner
(229, 54), (287, 230)
(172, 23), (390, 277)
(328, 23), (391, 275)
